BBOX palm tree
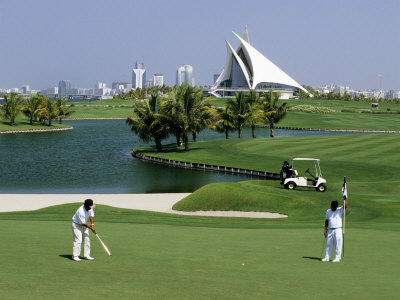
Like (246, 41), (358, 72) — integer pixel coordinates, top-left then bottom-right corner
(227, 92), (248, 138)
(1, 92), (24, 126)
(175, 83), (214, 151)
(245, 90), (263, 138)
(126, 94), (169, 152)
(37, 97), (59, 126)
(262, 88), (287, 137)
(215, 106), (235, 139)
(21, 94), (43, 125)
(190, 97), (215, 142)
(162, 90), (185, 147)
(55, 98), (74, 124)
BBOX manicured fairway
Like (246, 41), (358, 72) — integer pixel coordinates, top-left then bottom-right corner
(1, 205), (399, 299)
(279, 111), (400, 131)
(138, 134), (400, 223)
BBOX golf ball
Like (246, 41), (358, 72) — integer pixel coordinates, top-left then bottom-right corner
(242, 263), (245, 266)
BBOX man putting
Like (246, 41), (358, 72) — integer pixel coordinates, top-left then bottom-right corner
(322, 198), (348, 262)
(72, 199), (96, 261)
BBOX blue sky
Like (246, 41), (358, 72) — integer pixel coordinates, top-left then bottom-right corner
(1, 0), (399, 90)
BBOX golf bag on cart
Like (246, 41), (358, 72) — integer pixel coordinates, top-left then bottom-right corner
(280, 161), (294, 184)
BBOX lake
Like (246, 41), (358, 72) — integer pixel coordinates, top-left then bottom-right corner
(0, 120), (362, 193)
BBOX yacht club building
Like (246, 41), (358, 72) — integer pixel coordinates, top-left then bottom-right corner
(211, 28), (310, 98)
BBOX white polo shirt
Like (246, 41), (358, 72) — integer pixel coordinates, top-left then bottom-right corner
(325, 206), (344, 229)
(72, 205), (94, 225)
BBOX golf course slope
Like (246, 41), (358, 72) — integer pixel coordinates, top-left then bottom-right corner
(1, 133), (400, 299)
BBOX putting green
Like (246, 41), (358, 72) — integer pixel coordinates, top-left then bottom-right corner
(0, 208), (399, 299)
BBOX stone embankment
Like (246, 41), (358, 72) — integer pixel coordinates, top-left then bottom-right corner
(67, 118), (125, 120)
(273, 126), (400, 133)
(0, 127), (73, 134)
(132, 151), (280, 179)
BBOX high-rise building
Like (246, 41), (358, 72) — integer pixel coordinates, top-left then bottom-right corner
(132, 61), (146, 89)
(58, 80), (71, 95)
(176, 64), (193, 86)
(153, 74), (164, 87)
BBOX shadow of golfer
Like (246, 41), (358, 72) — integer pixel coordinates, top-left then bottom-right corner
(302, 256), (322, 261)
(59, 254), (74, 260)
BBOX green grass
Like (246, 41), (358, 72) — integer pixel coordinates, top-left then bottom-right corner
(137, 134), (400, 225)
(0, 204), (399, 299)
(67, 105), (133, 119)
(214, 97), (400, 111)
(1, 133), (400, 298)
(288, 98), (400, 112)
(279, 111), (400, 131)
(0, 118), (71, 132)
(62, 98), (400, 130)
(66, 98), (135, 119)
(2, 97), (400, 298)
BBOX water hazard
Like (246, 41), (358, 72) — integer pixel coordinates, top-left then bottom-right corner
(0, 120), (363, 193)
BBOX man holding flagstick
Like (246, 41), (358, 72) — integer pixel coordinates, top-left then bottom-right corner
(322, 177), (348, 262)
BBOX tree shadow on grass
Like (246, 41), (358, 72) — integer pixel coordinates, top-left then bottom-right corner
(59, 254), (73, 260)
(302, 256), (322, 261)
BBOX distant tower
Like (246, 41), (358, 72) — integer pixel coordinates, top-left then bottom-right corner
(58, 80), (71, 95)
(176, 64), (193, 86)
(378, 74), (383, 98)
(132, 62), (146, 89)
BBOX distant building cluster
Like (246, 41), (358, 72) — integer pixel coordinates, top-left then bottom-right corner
(2, 28), (399, 100)
(313, 84), (400, 99)
(0, 60), (191, 99)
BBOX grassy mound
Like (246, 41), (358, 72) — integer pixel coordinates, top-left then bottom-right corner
(141, 134), (400, 223)
(173, 181), (326, 219)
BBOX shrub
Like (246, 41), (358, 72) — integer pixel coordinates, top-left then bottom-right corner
(288, 105), (336, 113)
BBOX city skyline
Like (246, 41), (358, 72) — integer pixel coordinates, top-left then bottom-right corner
(1, 0), (399, 90)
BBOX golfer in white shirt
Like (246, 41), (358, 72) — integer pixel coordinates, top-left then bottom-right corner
(72, 199), (96, 261)
(322, 199), (348, 262)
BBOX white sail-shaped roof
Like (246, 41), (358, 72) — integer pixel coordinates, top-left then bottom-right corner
(212, 29), (310, 95)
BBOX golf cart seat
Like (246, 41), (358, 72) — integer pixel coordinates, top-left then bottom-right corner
(280, 161), (296, 183)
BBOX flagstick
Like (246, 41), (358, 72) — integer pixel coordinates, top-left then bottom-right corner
(342, 176), (346, 260)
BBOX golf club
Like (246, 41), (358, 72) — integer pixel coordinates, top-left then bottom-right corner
(320, 236), (326, 260)
(96, 233), (112, 256)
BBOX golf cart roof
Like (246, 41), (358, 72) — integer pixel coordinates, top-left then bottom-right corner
(292, 158), (320, 161)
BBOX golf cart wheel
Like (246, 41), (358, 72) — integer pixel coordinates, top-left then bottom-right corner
(316, 184), (326, 192)
(286, 182), (296, 190)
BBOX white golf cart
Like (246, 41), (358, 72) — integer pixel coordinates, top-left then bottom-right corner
(280, 158), (327, 192)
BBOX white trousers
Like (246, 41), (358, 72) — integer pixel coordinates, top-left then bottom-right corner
(325, 228), (342, 259)
(72, 222), (90, 258)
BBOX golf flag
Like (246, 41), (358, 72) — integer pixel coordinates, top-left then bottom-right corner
(342, 177), (348, 200)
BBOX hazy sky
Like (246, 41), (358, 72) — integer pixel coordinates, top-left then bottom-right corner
(1, 0), (399, 90)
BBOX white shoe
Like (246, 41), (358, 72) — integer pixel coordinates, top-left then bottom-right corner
(84, 256), (95, 260)
(73, 256), (81, 261)
(332, 258), (341, 262)
(321, 257), (329, 262)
